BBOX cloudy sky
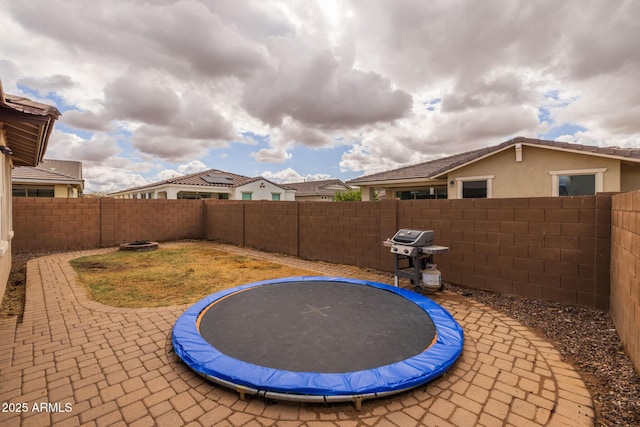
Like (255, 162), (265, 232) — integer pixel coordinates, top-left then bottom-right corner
(2, 1), (639, 193)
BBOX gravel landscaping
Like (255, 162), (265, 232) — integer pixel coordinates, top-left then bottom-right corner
(447, 284), (640, 427)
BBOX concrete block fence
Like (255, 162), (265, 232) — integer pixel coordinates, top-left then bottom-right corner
(611, 191), (640, 374)
(12, 198), (205, 253)
(206, 197), (613, 310)
(14, 195), (612, 309)
(11, 193), (640, 372)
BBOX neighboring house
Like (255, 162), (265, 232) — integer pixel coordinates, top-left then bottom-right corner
(0, 82), (60, 297)
(284, 179), (352, 201)
(110, 168), (296, 201)
(348, 137), (640, 201)
(12, 159), (84, 198)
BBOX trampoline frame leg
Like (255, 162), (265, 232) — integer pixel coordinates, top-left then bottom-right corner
(353, 396), (363, 410)
(237, 386), (247, 401)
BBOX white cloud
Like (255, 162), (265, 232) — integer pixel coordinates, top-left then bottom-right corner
(17, 74), (76, 93)
(85, 166), (151, 194)
(103, 77), (181, 125)
(551, 69), (640, 136)
(156, 169), (182, 181)
(2, 0), (639, 189)
(7, 0), (269, 80)
(242, 38), (412, 129)
(157, 160), (209, 182)
(177, 160), (209, 175)
(61, 110), (115, 132)
(46, 131), (121, 162)
(261, 167), (333, 183)
(251, 145), (293, 163)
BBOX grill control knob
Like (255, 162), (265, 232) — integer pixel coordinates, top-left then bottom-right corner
(403, 249), (409, 254)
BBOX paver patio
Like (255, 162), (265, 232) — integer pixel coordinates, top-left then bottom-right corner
(0, 242), (594, 426)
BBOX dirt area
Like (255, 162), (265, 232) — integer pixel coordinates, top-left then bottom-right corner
(69, 244), (319, 307)
(0, 253), (33, 320)
(1, 252), (639, 426)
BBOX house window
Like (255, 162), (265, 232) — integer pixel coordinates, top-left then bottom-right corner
(559, 175), (595, 196)
(242, 192), (252, 200)
(455, 175), (495, 199)
(395, 187), (447, 200)
(271, 193), (281, 201)
(12, 186), (55, 197)
(218, 194), (229, 200)
(177, 192), (213, 199)
(549, 168), (606, 196)
(462, 181), (487, 198)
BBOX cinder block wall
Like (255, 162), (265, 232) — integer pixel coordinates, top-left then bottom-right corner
(13, 198), (101, 252)
(298, 201), (388, 269)
(205, 195), (611, 310)
(205, 201), (244, 246)
(12, 198), (205, 253)
(209, 200), (391, 269)
(610, 191), (640, 374)
(245, 201), (299, 256)
(398, 196), (612, 309)
(13, 195), (612, 310)
(101, 199), (205, 246)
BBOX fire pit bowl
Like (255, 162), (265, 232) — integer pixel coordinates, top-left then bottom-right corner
(119, 241), (159, 252)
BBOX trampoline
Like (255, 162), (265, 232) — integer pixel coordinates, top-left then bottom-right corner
(172, 277), (463, 406)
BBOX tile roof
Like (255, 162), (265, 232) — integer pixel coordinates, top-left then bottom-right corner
(346, 148), (488, 184)
(167, 169), (251, 187)
(284, 179), (350, 196)
(12, 159), (84, 188)
(12, 166), (81, 183)
(0, 81), (61, 166)
(110, 168), (294, 194)
(2, 94), (61, 118)
(38, 159), (83, 180)
(347, 136), (640, 184)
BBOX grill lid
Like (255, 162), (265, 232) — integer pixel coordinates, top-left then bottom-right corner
(390, 229), (434, 247)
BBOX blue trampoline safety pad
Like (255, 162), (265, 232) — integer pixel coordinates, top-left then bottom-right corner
(172, 276), (464, 398)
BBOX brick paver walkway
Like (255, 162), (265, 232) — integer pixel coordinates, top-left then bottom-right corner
(0, 242), (594, 426)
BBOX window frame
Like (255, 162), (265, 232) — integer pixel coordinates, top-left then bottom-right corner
(395, 186), (447, 200)
(12, 185), (55, 197)
(455, 175), (495, 199)
(548, 168), (606, 196)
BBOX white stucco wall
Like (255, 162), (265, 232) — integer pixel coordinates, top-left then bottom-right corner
(113, 181), (294, 200)
(0, 132), (11, 299)
(233, 180), (294, 201)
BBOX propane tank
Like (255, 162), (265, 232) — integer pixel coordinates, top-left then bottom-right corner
(422, 263), (442, 291)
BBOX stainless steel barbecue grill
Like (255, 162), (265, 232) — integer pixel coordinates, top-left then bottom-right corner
(389, 229), (434, 257)
(384, 229), (449, 291)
